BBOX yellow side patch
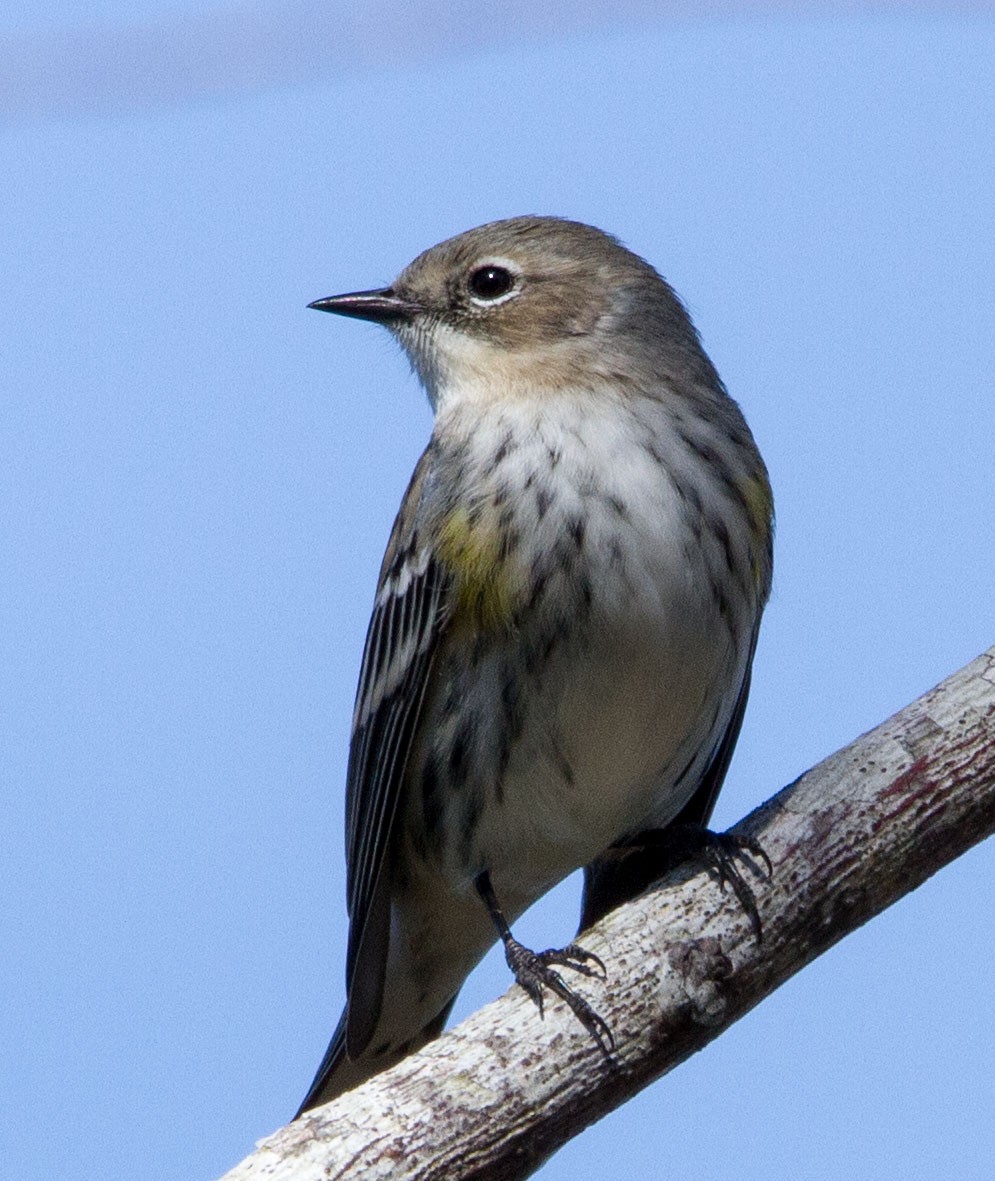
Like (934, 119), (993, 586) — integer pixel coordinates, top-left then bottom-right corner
(740, 473), (774, 590)
(436, 507), (517, 630)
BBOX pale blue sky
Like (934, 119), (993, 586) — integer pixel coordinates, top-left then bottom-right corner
(2, 7), (994, 1180)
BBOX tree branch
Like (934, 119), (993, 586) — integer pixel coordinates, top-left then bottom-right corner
(220, 646), (995, 1181)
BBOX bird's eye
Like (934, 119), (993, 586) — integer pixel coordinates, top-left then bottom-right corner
(468, 265), (516, 301)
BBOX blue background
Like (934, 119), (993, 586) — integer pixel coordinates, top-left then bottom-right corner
(3, 6), (993, 1178)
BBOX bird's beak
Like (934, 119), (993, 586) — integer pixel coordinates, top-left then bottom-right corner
(307, 287), (421, 324)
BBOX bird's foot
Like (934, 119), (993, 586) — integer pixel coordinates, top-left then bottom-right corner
(696, 829), (771, 944)
(625, 825), (771, 943)
(503, 937), (615, 1055)
(476, 870), (616, 1055)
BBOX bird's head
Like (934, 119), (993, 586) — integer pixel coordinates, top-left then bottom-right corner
(310, 216), (709, 409)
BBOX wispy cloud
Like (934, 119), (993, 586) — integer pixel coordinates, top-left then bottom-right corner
(0, 1), (988, 122)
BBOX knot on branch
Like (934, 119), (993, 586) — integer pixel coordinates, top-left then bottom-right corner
(668, 937), (733, 1027)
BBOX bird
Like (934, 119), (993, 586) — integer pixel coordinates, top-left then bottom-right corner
(296, 215), (773, 1115)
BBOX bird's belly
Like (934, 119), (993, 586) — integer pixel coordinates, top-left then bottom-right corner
(383, 607), (729, 1048)
(482, 624), (728, 902)
(409, 554), (736, 912)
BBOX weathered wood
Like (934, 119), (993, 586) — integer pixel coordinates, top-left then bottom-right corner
(220, 647), (995, 1181)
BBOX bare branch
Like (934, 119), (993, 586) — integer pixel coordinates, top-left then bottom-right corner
(221, 646), (995, 1181)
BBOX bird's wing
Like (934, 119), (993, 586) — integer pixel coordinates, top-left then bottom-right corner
(340, 450), (451, 1057)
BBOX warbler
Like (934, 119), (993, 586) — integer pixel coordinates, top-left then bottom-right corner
(297, 216), (773, 1114)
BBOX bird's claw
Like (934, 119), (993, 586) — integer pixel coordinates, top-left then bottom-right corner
(504, 937), (615, 1055)
(617, 824), (771, 944)
(536, 942), (607, 979)
(696, 830), (771, 944)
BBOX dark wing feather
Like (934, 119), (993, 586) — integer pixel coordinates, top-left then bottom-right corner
(340, 455), (451, 1055)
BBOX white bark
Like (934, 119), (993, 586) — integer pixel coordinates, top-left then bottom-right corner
(220, 646), (995, 1181)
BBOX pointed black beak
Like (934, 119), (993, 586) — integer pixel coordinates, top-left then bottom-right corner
(307, 287), (421, 324)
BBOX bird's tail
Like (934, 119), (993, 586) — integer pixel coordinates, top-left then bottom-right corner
(294, 999), (456, 1117)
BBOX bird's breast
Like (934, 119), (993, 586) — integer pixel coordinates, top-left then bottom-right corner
(403, 392), (756, 903)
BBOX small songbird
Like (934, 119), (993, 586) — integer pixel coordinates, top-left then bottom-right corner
(297, 216), (773, 1114)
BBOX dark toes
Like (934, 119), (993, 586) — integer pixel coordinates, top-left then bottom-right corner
(700, 835), (767, 944)
(537, 943), (607, 979)
(716, 831), (772, 879)
(503, 938), (615, 1057)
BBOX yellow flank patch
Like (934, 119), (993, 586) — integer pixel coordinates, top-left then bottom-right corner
(740, 473), (774, 587)
(436, 507), (516, 629)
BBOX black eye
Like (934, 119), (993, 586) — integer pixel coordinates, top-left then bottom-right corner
(468, 265), (515, 301)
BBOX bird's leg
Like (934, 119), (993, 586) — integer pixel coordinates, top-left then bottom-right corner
(474, 871), (615, 1055)
(619, 824), (771, 944)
